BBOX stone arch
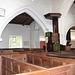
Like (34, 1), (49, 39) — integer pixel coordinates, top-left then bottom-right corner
(0, 7), (48, 39)
(59, 0), (74, 16)
(65, 22), (75, 47)
(66, 22), (75, 35)
(59, 0), (74, 45)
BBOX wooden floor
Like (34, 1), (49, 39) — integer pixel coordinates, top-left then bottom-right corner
(0, 49), (75, 75)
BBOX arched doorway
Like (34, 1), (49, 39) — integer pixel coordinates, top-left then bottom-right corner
(66, 26), (75, 50)
(59, 0), (74, 45)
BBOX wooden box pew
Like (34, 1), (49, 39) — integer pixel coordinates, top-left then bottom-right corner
(0, 51), (32, 56)
(1, 52), (47, 63)
(60, 50), (75, 55)
(47, 53), (75, 59)
(0, 52), (20, 55)
(2, 54), (27, 63)
(2, 52), (47, 63)
(1, 56), (46, 75)
(27, 54), (75, 68)
(0, 49), (13, 53)
(15, 63), (75, 75)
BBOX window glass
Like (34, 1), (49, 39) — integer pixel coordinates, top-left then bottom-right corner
(9, 35), (22, 48)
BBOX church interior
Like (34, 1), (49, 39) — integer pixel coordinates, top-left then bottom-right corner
(0, 0), (75, 75)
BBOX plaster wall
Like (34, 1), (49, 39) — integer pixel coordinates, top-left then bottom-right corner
(52, 0), (64, 13)
(0, 24), (30, 48)
(0, 21), (43, 48)
(30, 21), (42, 48)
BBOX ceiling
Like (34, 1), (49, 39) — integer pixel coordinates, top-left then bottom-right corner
(9, 13), (34, 26)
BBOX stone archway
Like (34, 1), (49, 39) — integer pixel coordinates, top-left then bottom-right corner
(59, 0), (74, 45)
(66, 23), (75, 50)
(0, 7), (48, 41)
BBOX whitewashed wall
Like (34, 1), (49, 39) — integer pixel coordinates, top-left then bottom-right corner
(0, 21), (44, 48)
(52, 0), (64, 13)
(0, 24), (30, 48)
(30, 21), (44, 48)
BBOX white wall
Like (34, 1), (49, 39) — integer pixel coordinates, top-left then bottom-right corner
(39, 27), (44, 37)
(52, 0), (64, 13)
(0, 24), (30, 48)
(0, 21), (44, 48)
(30, 21), (42, 48)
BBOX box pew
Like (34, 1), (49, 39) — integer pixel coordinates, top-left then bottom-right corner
(1, 52), (48, 64)
(0, 48), (44, 53)
(2, 52), (47, 63)
(3, 54), (27, 63)
(15, 64), (75, 75)
(27, 54), (75, 68)
(60, 50), (75, 54)
(1, 56), (46, 75)
(47, 53), (75, 59)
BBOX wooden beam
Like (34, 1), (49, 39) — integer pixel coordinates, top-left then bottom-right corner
(23, 18), (33, 25)
(22, 18), (29, 26)
(27, 19), (34, 25)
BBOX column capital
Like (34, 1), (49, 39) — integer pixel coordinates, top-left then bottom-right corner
(44, 13), (61, 19)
